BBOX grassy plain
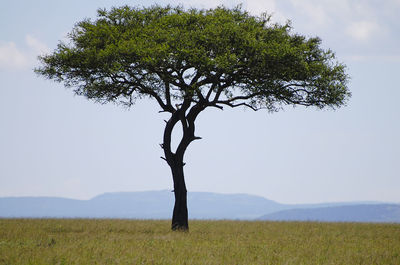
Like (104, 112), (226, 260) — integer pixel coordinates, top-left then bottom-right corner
(0, 219), (399, 264)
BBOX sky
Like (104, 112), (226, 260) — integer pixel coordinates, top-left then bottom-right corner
(1, 0), (399, 204)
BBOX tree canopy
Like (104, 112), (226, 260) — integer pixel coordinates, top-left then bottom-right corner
(36, 5), (350, 113)
(35, 5), (350, 230)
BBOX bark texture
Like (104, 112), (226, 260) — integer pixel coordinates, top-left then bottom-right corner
(162, 100), (204, 231)
(171, 163), (188, 230)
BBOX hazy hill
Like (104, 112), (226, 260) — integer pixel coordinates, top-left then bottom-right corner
(0, 191), (281, 219)
(1, 190), (399, 222)
(259, 204), (400, 223)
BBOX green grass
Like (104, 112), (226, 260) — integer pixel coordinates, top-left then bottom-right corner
(0, 219), (399, 264)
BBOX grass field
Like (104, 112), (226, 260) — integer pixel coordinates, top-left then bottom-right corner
(0, 219), (399, 264)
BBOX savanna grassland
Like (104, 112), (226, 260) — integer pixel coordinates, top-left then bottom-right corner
(0, 219), (399, 264)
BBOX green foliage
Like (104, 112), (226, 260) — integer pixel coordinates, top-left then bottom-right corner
(35, 5), (350, 111)
(1, 219), (399, 264)
(34, 5), (352, 232)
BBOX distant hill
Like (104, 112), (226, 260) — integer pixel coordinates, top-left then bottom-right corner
(258, 204), (400, 223)
(0, 191), (282, 219)
(1, 191), (399, 222)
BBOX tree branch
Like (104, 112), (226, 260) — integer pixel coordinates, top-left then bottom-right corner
(207, 103), (224, 110)
(217, 101), (259, 111)
(206, 83), (217, 101)
(189, 71), (202, 86)
(165, 81), (172, 107)
(174, 102), (205, 160)
(216, 93), (261, 104)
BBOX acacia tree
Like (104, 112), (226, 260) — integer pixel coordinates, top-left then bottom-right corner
(36, 5), (350, 231)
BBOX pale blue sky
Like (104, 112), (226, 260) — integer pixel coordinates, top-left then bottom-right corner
(1, 0), (399, 204)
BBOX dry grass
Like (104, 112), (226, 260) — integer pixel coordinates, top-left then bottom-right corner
(0, 219), (399, 264)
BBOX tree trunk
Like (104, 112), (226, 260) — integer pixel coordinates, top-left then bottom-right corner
(162, 101), (203, 231)
(162, 109), (190, 231)
(170, 161), (189, 231)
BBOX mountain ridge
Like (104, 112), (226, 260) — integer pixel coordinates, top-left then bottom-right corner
(1, 190), (399, 222)
(259, 204), (400, 223)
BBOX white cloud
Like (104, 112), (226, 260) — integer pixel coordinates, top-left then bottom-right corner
(0, 35), (49, 71)
(245, 0), (276, 14)
(245, 0), (287, 23)
(344, 54), (400, 63)
(289, 0), (328, 27)
(26, 35), (50, 56)
(0, 41), (29, 70)
(345, 20), (381, 41)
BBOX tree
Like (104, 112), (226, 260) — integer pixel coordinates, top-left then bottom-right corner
(35, 5), (350, 231)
